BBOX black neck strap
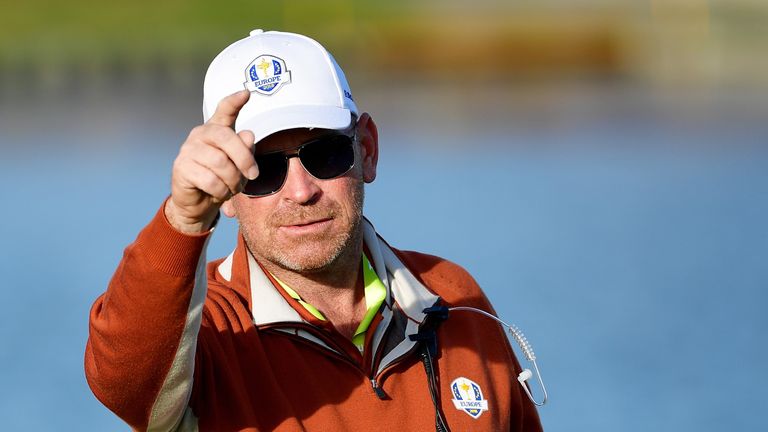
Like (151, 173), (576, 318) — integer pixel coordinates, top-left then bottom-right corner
(409, 305), (451, 432)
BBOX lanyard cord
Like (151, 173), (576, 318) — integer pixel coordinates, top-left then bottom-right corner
(419, 343), (449, 432)
(409, 305), (451, 432)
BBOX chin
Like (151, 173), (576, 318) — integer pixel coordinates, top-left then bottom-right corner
(271, 226), (361, 273)
(272, 249), (342, 273)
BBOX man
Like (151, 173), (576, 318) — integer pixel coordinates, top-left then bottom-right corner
(85, 29), (542, 431)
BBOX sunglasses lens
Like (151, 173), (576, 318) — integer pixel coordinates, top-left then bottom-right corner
(242, 153), (288, 196)
(241, 133), (354, 197)
(300, 135), (355, 179)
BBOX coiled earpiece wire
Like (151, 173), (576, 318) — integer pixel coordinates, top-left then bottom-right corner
(448, 306), (548, 406)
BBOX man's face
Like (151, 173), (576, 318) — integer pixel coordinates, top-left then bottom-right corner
(223, 118), (377, 274)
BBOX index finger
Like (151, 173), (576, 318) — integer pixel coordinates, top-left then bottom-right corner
(207, 90), (251, 128)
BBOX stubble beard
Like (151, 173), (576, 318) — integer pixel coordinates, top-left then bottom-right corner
(238, 180), (365, 274)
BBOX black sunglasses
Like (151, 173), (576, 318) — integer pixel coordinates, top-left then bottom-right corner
(242, 132), (356, 197)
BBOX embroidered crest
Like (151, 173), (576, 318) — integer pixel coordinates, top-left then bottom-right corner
(451, 377), (489, 419)
(243, 55), (292, 96)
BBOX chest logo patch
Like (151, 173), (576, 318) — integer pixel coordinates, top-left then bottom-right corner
(450, 377), (489, 419)
(243, 55), (292, 96)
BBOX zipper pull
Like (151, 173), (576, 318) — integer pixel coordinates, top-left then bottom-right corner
(371, 378), (388, 400)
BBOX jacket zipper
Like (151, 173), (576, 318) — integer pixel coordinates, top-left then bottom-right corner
(368, 337), (427, 400)
(262, 318), (435, 404)
(264, 323), (391, 399)
(370, 378), (388, 399)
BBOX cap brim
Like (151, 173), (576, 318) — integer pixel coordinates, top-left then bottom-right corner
(235, 105), (353, 145)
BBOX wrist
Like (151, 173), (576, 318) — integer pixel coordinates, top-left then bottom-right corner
(164, 199), (219, 234)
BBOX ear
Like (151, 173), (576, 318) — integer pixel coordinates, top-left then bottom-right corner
(221, 198), (237, 218)
(356, 112), (379, 183)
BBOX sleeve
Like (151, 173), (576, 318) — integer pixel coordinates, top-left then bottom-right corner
(84, 202), (213, 431)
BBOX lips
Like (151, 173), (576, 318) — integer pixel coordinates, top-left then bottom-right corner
(276, 217), (334, 236)
(283, 217), (332, 228)
(269, 203), (339, 234)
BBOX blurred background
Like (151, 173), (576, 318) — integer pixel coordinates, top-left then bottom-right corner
(1, 0), (767, 430)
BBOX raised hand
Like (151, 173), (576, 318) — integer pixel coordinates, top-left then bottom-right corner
(165, 90), (258, 233)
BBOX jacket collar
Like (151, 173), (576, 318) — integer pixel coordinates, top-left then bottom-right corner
(215, 217), (441, 371)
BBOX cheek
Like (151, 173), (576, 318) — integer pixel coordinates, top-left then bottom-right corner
(334, 178), (365, 216)
(233, 199), (269, 231)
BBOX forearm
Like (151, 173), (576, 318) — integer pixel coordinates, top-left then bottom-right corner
(85, 202), (212, 430)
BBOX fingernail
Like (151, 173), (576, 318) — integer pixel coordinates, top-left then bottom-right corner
(247, 166), (259, 180)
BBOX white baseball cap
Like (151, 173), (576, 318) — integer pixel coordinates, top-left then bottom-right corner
(202, 29), (358, 145)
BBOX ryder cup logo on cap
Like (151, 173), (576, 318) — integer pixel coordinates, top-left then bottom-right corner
(451, 377), (489, 419)
(202, 29), (359, 145)
(244, 55), (292, 96)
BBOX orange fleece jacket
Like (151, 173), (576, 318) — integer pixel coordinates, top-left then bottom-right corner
(85, 205), (542, 431)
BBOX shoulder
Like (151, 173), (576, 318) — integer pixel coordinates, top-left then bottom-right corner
(393, 249), (493, 310)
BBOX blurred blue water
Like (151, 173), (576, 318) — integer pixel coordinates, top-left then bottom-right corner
(1, 133), (766, 431)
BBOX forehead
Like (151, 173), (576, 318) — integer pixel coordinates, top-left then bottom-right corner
(255, 127), (335, 154)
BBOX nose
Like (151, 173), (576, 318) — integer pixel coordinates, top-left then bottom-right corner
(280, 156), (321, 204)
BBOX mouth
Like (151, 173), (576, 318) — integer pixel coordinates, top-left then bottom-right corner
(279, 217), (333, 234)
